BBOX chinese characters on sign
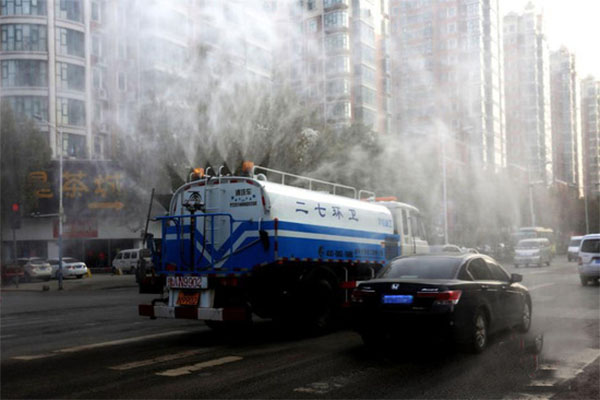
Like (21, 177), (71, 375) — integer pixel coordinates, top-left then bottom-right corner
(295, 201), (359, 222)
(27, 161), (124, 215)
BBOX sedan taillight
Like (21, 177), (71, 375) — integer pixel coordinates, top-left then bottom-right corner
(351, 288), (377, 303)
(417, 290), (462, 305)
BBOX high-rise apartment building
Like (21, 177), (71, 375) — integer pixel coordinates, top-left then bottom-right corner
(581, 76), (600, 197)
(389, 0), (505, 169)
(282, 0), (391, 134)
(1, 0), (93, 159)
(504, 3), (553, 184)
(550, 46), (582, 192)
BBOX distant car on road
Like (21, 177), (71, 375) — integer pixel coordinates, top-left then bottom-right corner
(47, 257), (88, 279)
(578, 234), (600, 286)
(351, 254), (531, 353)
(17, 258), (52, 282)
(1, 263), (24, 285)
(513, 238), (552, 268)
(112, 248), (151, 274)
(567, 236), (583, 262)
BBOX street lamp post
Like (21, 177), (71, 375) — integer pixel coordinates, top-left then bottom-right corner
(34, 116), (64, 290)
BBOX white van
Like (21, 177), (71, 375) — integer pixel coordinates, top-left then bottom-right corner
(112, 248), (151, 274)
(514, 238), (552, 268)
(578, 234), (600, 286)
(567, 236), (583, 262)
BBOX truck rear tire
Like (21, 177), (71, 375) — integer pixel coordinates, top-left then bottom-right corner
(300, 278), (337, 334)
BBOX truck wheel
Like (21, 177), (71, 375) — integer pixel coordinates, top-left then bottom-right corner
(303, 278), (336, 334)
(580, 276), (588, 286)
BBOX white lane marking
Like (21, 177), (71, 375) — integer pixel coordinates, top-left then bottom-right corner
(294, 368), (373, 394)
(156, 355), (243, 377)
(0, 334), (16, 339)
(528, 282), (556, 291)
(12, 354), (57, 361)
(2, 318), (63, 328)
(12, 330), (190, 361)
(56, 330), (190, 353)
(110, 349), (208, 371)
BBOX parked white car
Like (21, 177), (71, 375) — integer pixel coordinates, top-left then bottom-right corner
(112, 248), (151, 274)
(567, 236), (583, 262)
(17, 258), (52, 282)
(578, 234), (600, 286)
(47, 257), (88, 279)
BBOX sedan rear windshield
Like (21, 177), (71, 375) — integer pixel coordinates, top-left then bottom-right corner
(581, 239), (600, 253)
(379, 257), (462, 280)
(29, 259), (46, 265)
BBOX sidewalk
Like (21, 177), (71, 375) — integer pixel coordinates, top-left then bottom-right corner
(0, 274), (138, 292)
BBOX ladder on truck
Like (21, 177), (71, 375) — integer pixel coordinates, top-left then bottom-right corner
(251, 165), (376, 200)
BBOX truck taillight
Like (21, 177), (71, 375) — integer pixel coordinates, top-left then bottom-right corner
(351, 287), (376, 303)
(220, 277), (239, 287)
(165, 263), (177, 271)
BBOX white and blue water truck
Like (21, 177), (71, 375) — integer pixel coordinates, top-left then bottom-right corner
(138, 164), (429, 330)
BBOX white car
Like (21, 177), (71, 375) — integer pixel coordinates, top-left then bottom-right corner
(47, 257), (88, 279)
(17, 258), (52, 282)
(578, 234), (600, 286)
(567, 236), (583, 262)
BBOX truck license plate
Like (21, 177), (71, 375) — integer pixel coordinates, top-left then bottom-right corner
(177, 291), (200, 306)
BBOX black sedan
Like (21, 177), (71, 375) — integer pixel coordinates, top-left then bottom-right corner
(351, 254), (531, 353)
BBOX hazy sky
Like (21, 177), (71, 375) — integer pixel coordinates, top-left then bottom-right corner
(501, 0), (599, 78)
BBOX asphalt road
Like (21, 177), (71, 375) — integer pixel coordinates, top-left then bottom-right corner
(1, 256), (598, 399)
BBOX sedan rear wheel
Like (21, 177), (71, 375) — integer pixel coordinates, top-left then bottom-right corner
(517, 300), (531, 333)
(468, 310), (488, 353)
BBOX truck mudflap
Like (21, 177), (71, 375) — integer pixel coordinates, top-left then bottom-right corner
(138, 304), (249, 321)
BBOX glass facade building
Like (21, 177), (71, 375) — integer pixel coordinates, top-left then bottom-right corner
(0, 0), (91, 159)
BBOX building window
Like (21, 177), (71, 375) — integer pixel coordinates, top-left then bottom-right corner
(307, 18), (318, 33)
(56, 97), (85, 126)
(91, 0), (101, 22)
(1, 24), (47, 52)
(1, 0), (47, 16)
(55, 0), (83, 23)
(4, 95), (48, 120)
(92, 35), (102, 57)
(63, 133), (86, 158)
(355, 107), (376, 127)
(1, 60), (47, 87)
(326, 55), (349, 75)
(357, 85), (376, 106)
(56, 62), (84, 91)
(324, 0), (348, 8)
(117, 72), (126, 91)
(327, 101), (351, 119)
(324, 11), (348, 29)
(55, 27), (84, 58)
(326, 78), (350, 97)
(307, 0), (314, 10)
(355, 65), (375, 85)
(359, 44), (376, 66)
(324, 33), (349, 52)
(356, 21), (375, 46)
(93, 134), (105, 159)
